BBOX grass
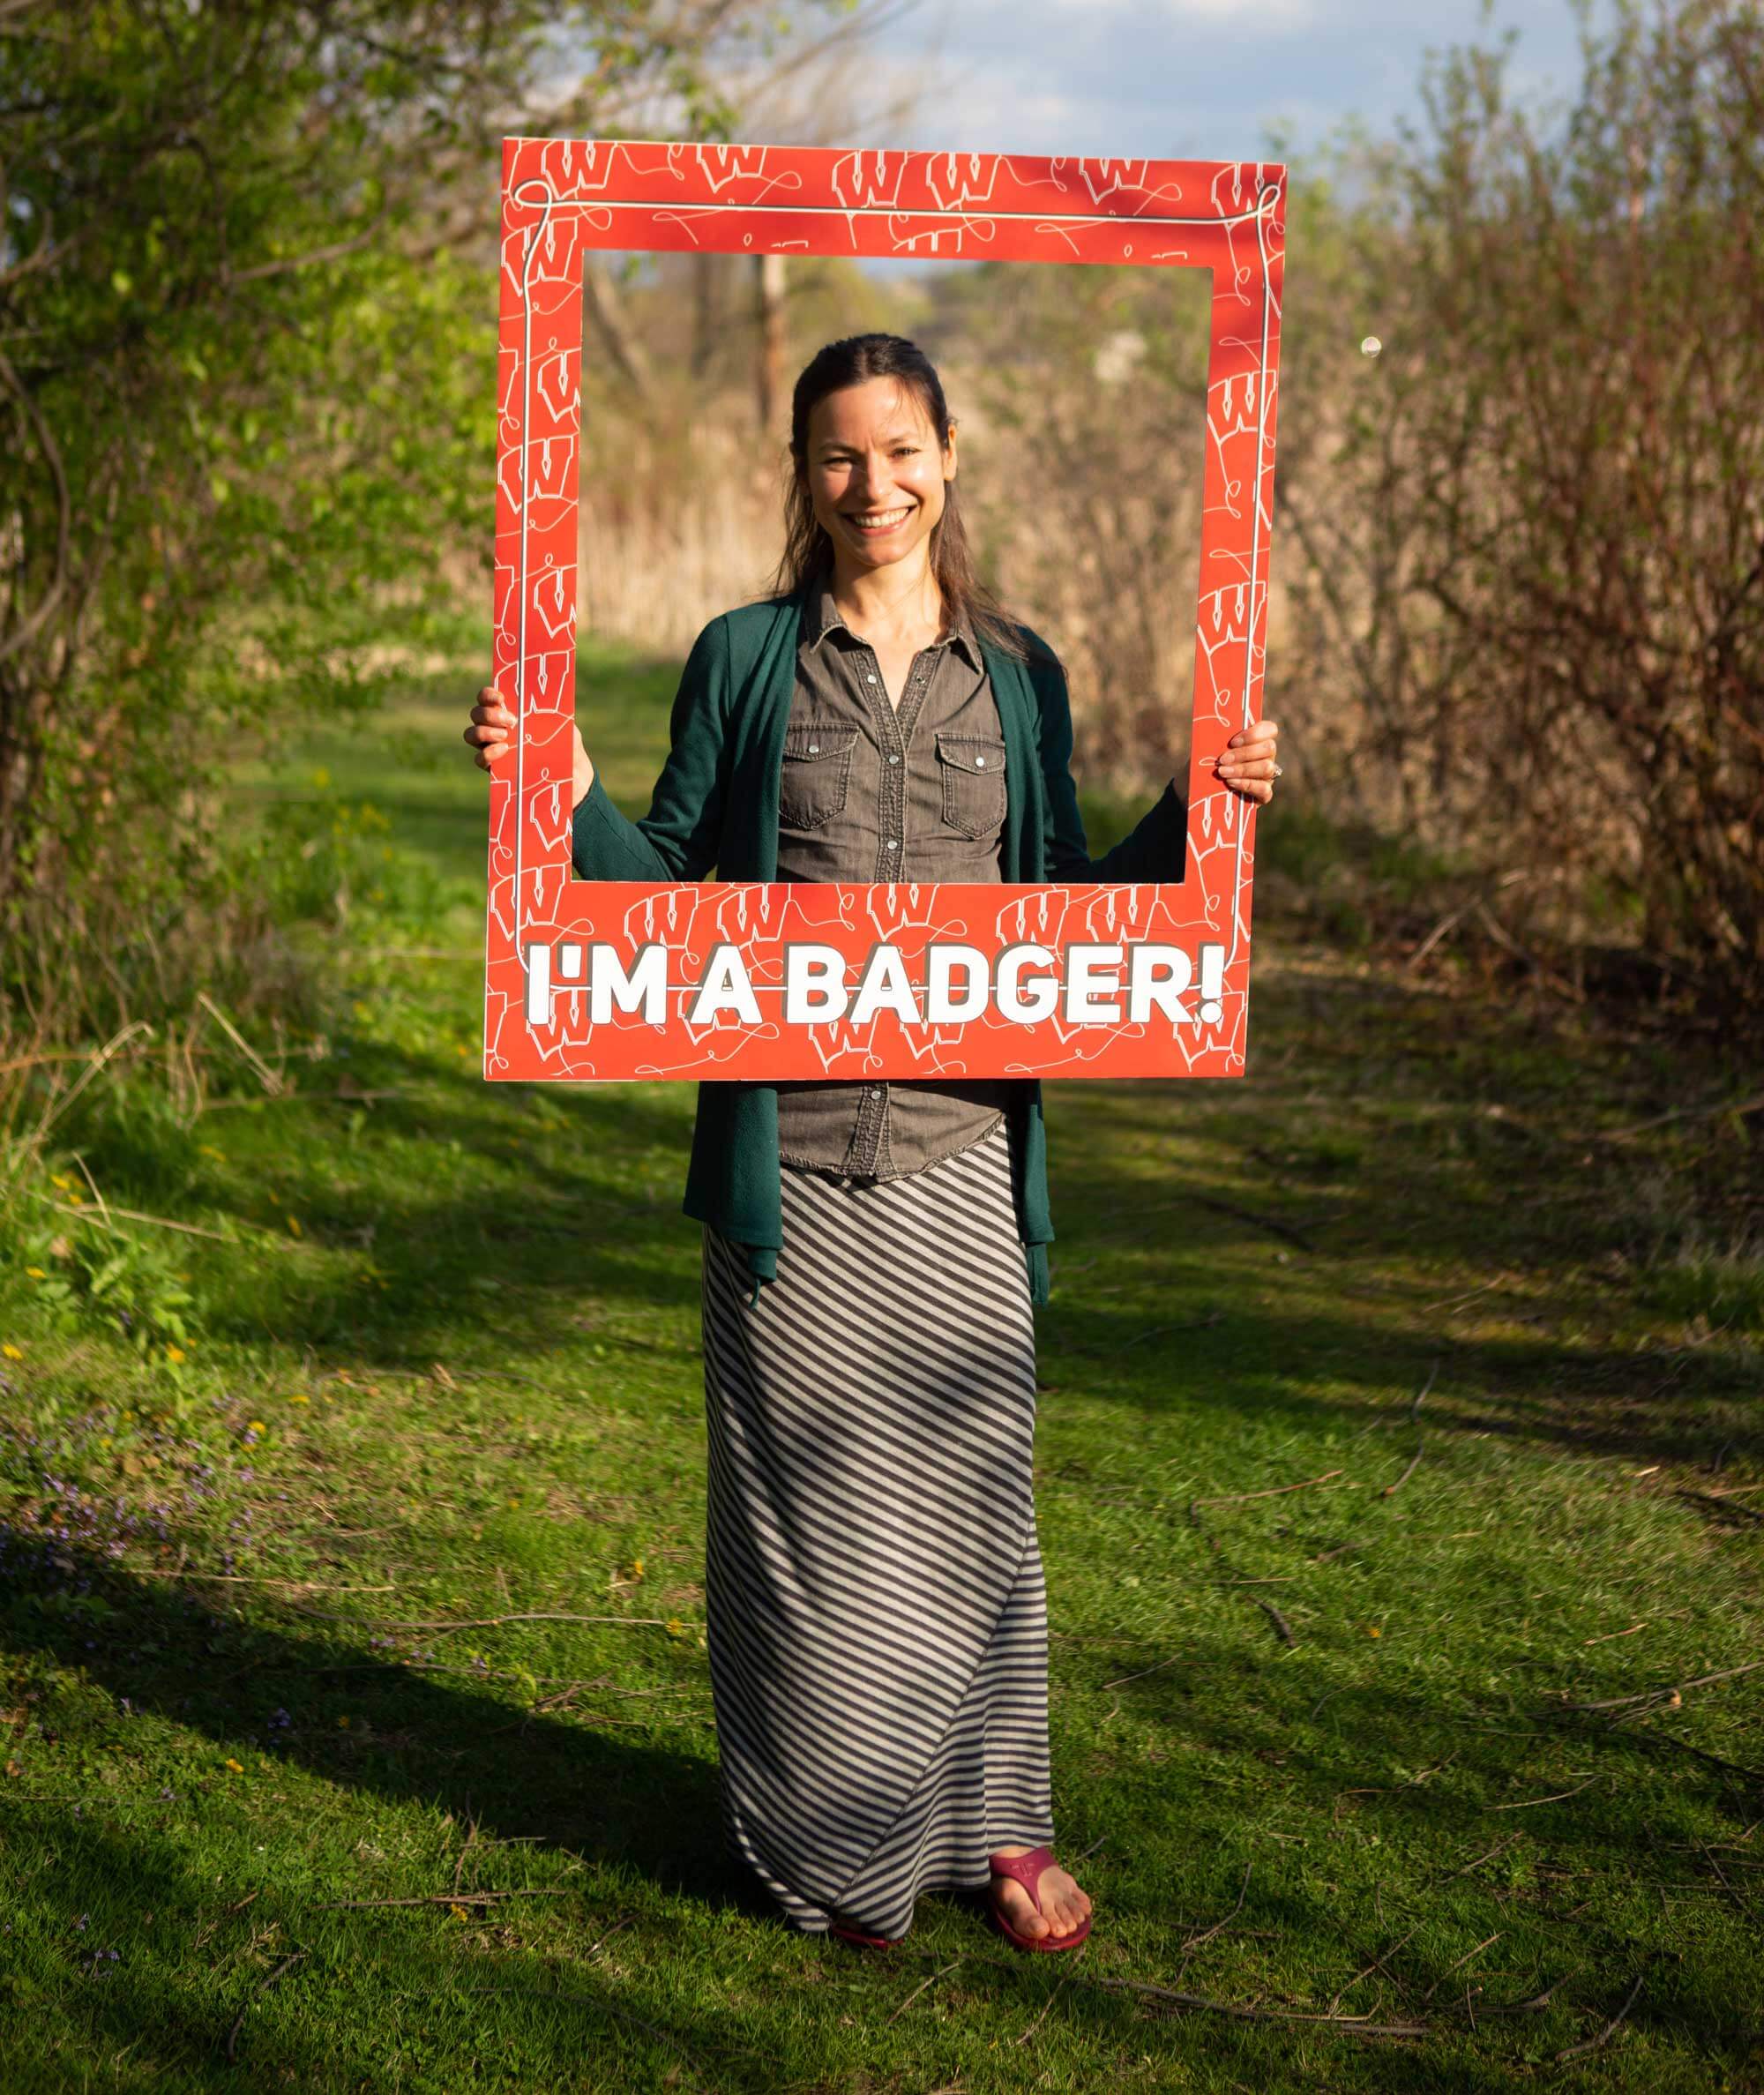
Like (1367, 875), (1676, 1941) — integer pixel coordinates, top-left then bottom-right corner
(1, 635), (1761, 2091)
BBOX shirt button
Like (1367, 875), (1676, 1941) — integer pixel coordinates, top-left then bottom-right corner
(975, 755), (986, 767)
(886, 754), (901, 766)
(807, 743), (820, 754)
(884, 839), (898, 851)
(869, 1088), (883, 1100)
(866, 673), (878, 685)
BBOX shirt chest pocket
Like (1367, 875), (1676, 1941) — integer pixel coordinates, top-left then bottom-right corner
(779, 724), (859, 832)
(934, 732), (1007, 839)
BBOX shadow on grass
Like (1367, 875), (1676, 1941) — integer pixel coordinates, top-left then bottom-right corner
(51, 959), (1762, 1473)
(0, 1533), (795, 2090)
(6, 1528), (1754, 2087)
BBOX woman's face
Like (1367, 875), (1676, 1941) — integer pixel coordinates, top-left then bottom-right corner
(803, 377), (957, 578)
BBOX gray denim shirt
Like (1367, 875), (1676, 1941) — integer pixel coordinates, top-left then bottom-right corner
(774, 584), (1013, 1178)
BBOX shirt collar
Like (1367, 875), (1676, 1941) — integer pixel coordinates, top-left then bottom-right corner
(802, 582), (984, 670)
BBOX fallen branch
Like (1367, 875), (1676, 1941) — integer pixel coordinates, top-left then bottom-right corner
(1187, 1193), (1320, 1254)
(1489, 1776), (1605, 1812)
(291, 1608), (675, 1635)
(1255, 1597), (1297, 1647)
(195, 991), (284, 1096)
(886, 1956), (964, 2026)
(1555, 1967), (1647, 2062)
(1594, 1090), (1764, 1145)
(1180, 1861), (1252, 1953)
(225, 1948), (308, 2063)
(1191, 1469), (1343, 1514)
(324, 1889), (572, 1910)
(1422, 1932), (1500, 2002)
(1101, 1653), (1185, 1690)
(1544, 1657), (1764, 1717)
(1069, 1309), (1223, 1359)
(1328, 1920), (1424, 2016)
(1676, 1488), (1764, 1527)
(1083, 1969), (1427, 2039)
(23, 1188), (233, 1242)
(131, 1570), (396, 1590)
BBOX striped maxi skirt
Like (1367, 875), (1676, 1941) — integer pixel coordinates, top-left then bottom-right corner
(699, 1120), (1057, 1940)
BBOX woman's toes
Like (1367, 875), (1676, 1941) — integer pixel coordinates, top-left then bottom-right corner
(995, 1878), (1049, 1937)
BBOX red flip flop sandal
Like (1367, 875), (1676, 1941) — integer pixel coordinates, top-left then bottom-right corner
(829, 1919), (903, 1950)
(987, 1845), (1093, 1953)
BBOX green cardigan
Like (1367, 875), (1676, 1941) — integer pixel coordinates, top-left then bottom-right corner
(569, 589), (1188, 1306)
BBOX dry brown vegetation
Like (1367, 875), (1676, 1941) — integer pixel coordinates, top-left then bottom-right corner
(577, 2), (1764, 1008)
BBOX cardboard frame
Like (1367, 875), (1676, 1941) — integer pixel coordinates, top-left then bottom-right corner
(486, 140), (1284, 1082)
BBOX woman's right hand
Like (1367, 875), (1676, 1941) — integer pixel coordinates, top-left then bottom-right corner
(465, 685), (595, 805)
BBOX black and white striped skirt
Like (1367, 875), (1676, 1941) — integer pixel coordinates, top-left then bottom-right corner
(699, 1120), (1056, 1940)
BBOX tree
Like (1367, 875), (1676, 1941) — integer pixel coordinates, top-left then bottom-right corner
(1277, 0), (1764, 999)
(0, 0), (858, 1042)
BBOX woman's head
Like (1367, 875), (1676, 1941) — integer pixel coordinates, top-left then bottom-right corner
(772, 333), (1024, 655)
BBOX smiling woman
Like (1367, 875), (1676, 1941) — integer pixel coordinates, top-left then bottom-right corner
(464, 330), (1281, 1957)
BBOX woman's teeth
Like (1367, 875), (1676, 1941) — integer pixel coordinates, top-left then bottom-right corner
(847, 508), (912, 532)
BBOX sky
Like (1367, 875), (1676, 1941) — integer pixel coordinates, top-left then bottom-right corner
(862, 0), (1601, 167)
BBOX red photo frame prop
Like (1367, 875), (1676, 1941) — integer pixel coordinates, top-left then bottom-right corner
(485, 141), (1284, 1082)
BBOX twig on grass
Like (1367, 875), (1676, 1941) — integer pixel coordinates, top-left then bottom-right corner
(1676, 1488), (1764, 1526)
(1328, 1920), (1424, 2016)
(1013, 1967), (1073, 2045)
(1380, 1360), (1437, 1498)
(1255, 1597), (1297, 1647)
(452, 1814), (479, 1897)
(890, 1942), (1425, 2038)
(131, 1570), (397, 1591)
(1422, 1933), (1500, 2001)
(225, 1948), (308, 2064)
(1593, 1090), (1764, 1145)
(24, 1188), (233, 1242)
(1179, 1861), (1251, 1952)
(291, 1607), (676, 1635)
(1437, 1836), (1519, 1883)
(1555, 1966), (1648, 2062)
(1490, 1775), (1606, 1811)
(1186, 1193), (1320, 1254)
(1544, 1657), (1764, 1717)
(1190, 1469), (1343, 1514)
(1082, 1969), (1427, 2039)
(199, 1087), (405, 1111)
(1067, 1309), (1223, 1359)
(323, 1889), (572, 1910)
(195, 991), (285, 1096)
(886, 1956), (964, 2025)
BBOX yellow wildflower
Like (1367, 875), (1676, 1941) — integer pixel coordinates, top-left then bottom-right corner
(165, 1345), (186, 1365)
(26, 1267), (46, 1280)
(224, 1757), (244, 1774)
(2, 1343), (21, 1360)
(285, 1216), (303, 1238)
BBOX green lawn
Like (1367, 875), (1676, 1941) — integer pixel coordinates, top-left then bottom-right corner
(2, 639), (1760, 2091)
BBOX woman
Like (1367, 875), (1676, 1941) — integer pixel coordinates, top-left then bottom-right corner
(467, 333), (1281, 1954)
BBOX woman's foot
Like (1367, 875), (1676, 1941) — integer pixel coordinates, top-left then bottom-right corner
(990, 1845), (1093, 1942)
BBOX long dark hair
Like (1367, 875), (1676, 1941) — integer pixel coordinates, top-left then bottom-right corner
(767, 333), (1027, 660)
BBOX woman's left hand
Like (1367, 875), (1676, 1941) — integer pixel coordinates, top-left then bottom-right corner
(1213, 718), (1282, 805)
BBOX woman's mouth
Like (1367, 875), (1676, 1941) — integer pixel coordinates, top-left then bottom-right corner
(842, 506), (915, 536)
